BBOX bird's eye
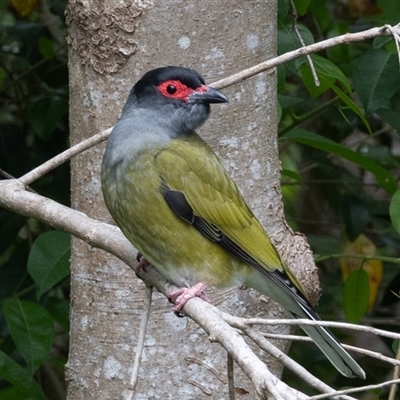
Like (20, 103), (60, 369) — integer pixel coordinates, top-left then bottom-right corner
(166, 84), (177, 94)
(157, 80), (192, 101)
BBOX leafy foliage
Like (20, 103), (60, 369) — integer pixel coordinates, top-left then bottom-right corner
(278, 0), (400, 390)
(0, 1), (69, 398)
(28, 231), (70, 299)
(3, 299), (55, 375)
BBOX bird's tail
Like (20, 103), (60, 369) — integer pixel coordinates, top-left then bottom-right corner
(293, 303), (365, 379)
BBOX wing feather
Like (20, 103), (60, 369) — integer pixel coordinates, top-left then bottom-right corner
(155, 133), (307, 298)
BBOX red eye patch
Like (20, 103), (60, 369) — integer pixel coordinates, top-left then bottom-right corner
(157, 80), (207, 101)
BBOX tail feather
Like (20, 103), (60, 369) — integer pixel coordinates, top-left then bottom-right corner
(239, 257), (366, 378)
(294, 303), (365, 379)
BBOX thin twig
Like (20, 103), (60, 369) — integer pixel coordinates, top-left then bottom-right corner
(389, 344), (400, 400)
(261, 332), (400, 367)
(309, 378), (400, 400)
(227, 352), (235, 400)
(289, 0), (319, 86)
(18, 128), (112, 186)
(230, 316), (400, 341)
(125, 285), (153, 400)
(211, 23), (400, 89)
(0, 168), (17, 180)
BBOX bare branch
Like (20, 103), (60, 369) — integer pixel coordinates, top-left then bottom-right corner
(18, 128), (112, 186)
(235, 316), (400, 341)
(125, 285), (153, 400)
(289, 0), (319, 86)
(309, 378), (400, 400)
(211, 23), (400, 89)
(389, 344), (400, 400)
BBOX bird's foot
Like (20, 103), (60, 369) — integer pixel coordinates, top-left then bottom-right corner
(134, 253), (150, 276)
(169, 283), (210, 317)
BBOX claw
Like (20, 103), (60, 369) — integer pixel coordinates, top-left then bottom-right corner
(168, 282), (210, 315)
(134, 253), (150, 276)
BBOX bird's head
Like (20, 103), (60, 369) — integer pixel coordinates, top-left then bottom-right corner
(125, 66), (228, 135)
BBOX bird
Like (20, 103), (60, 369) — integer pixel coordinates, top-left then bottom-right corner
(101, 66), (365, 379)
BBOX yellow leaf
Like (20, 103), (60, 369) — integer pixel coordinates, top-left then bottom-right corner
(12, 0), (40, 17)
(340, 234), (383, 310)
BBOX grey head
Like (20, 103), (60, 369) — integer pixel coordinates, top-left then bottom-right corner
(120, 66), (228, 136)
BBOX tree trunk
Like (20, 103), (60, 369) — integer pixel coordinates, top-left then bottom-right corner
(65, 1), (314, 398)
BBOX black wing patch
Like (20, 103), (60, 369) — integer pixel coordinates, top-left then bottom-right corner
(162, 184), (194, 224)
(161, 181), (311, 307)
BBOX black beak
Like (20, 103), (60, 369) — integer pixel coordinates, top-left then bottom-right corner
(189, 86), (229, 104)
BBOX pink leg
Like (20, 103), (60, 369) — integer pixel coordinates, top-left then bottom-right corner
(169, 283), (210, 315)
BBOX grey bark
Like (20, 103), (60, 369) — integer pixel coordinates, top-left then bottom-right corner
(65, 1), (316, 398)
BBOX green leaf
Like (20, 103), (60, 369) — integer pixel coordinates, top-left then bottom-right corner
(353, 49), (400, 115)
(277, 64), (286, 93)
(329, 84), (371, 134)
(46, 297), (70, 332)
(0, 209), (25, 254)
(28, 92), (68, 140)
(0, 351), (47, 400)
(392, 339), (399, 353)
(300, 56), (351, 99)
(376, 108), (400, 135)
(28, 231), (70, 299)
(340, 194), (369, 241)
(343, 270), (369, 323)
(293, 0), (311, 16)
(281, 169), (301, 182)
(38, 36), (54, 60)
(367, 387), (382, 396)
(389, 189), (400, 234)
(300, 63), (334, 98)
(278, 94), (304, 109)
(3, 299), (54, 375)
(282, 128), (398, 195)
(309, 0), (330, 32)
(314, 55), (351, 92)
(278, 0), (290, 21)
(0, 385), (39, 400)
(376, 0), (400, 24)
(373, 36), (393, 49)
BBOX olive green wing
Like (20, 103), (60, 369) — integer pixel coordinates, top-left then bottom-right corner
(154, 133), (307, 298)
